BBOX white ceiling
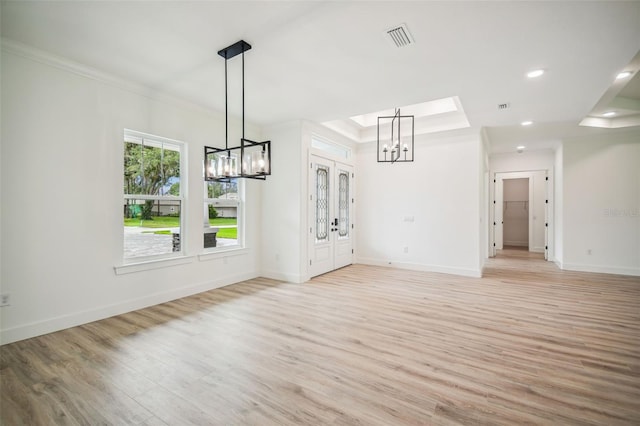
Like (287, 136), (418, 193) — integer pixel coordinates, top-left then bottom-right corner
(2, 1), (639, 153)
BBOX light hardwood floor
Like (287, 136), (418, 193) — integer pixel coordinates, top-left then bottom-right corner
(2, 251), (639, 425)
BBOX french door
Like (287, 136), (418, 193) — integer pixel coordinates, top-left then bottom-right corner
(309, 155), (354, 277)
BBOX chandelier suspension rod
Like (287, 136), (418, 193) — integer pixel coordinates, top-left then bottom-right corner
(242, 49), (245, 140)
(224, 51), (228, 152)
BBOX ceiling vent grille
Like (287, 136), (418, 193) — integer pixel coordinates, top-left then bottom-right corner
(386, 24), (414, 48)
(497, 103), (510, 110)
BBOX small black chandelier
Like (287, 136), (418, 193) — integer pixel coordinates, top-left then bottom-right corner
(377, 108), (414, 163)
(204, 40), (271, 182)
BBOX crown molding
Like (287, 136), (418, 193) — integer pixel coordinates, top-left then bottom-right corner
(2, 38), (150, 94)
(1, 37), (223, 119)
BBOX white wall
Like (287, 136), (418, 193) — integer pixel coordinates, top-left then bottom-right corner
(355, 128), (483, 277)
(480, 129), (490, 267)
(491, 149), (555, 173)
(1, 45), (263, 344)
(562, 130), (640, 276)
(260, 120), (306, 283)
(554, 145), (564, 266)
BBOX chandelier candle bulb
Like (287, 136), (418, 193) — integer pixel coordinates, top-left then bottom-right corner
(223, 157), (230, 176)
(251, 150), (267, 174)
(206, 159), (216, 179)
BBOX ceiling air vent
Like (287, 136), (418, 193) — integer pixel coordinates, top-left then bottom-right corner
(497, 103), (510, 110)
(386, 24), (414, 48)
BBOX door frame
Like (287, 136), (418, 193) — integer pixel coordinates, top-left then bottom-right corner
(307, 150), (355, 278)
(490, 169), (551, 259)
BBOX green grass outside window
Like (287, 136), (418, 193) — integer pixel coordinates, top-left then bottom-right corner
(125, 217), (237, 239)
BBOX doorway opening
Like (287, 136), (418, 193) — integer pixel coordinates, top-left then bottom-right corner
(503, 178), (529, 249)
(491, 170), (549, 260)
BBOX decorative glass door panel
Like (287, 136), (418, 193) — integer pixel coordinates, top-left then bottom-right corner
(316, 166), (329, 242)
(338, 170), (349, 238)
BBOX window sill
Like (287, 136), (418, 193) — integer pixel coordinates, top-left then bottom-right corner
(198, 247), (249, 262)
(114, 255), (195, 275)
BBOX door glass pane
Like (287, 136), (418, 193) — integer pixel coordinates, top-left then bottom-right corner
(316, 166), (329, 242)
(338, 171), (349, 237)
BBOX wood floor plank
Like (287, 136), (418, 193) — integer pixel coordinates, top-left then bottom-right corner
(2, 249), (639, 425)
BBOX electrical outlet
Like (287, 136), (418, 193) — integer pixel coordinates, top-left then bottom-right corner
(403, 246), (409, 254)
(587, 249), (592, 255)
(0, 293), (10, 307)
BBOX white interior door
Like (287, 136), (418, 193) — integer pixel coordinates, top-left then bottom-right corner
(309, 155), (354, 277)
(494, 176), (504, 252)
(544, 173), (549, 260)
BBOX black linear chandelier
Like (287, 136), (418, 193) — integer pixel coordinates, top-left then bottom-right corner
(377, 108), (414, 163)
(204, 40), (271, 182)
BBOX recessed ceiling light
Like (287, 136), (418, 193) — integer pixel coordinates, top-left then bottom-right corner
(603, 111), (616, 117)
(616, 71), (632, 80)
(521, 120), (533, 126)
(526, 69), (545, 78)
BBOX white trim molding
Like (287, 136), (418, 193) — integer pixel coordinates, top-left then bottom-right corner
(561, 263), (640, 277)
(356, 258), (482, 278)
(1, 37), (222, 119)
(0, 271), (258, 345)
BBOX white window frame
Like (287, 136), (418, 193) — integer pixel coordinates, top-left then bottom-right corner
(122, 129), (187, 264)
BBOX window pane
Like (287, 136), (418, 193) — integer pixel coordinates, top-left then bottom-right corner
(123, 140), (181, 196)
(124, 142), (144, 195)
(205, 179), (239, 248)
(311, 137), (351, 159)
(123, 199), (181, 259)
(206, 180), (238, 200)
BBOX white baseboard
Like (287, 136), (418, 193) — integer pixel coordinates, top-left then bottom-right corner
(561, 263), (640, 277)
(261, 270), (305, 284)
(0, 271), (258, 345)
(356, 257), (482, 278)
